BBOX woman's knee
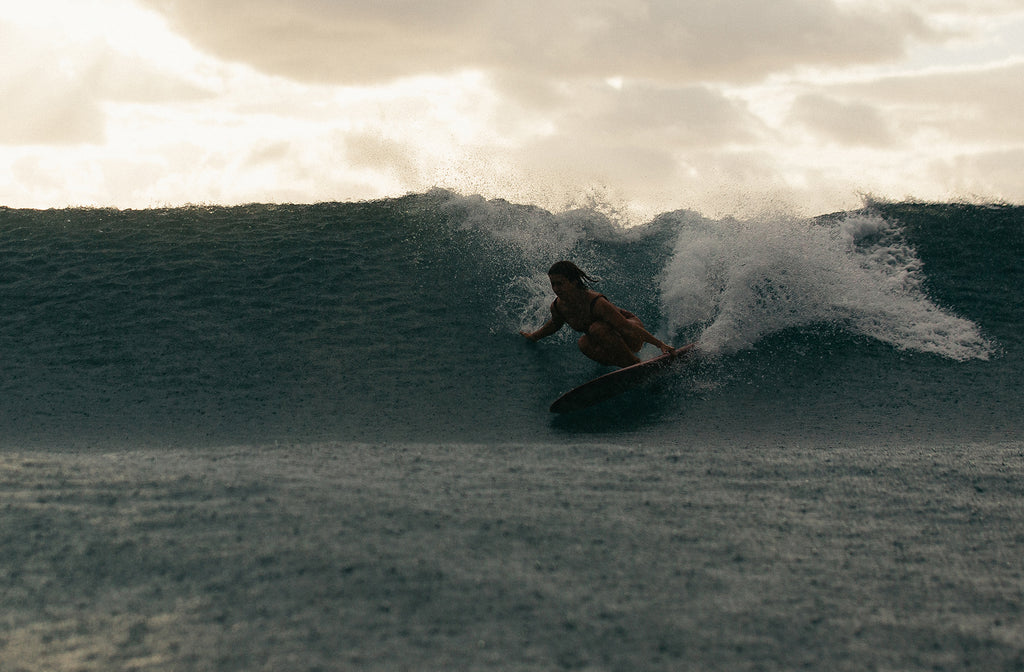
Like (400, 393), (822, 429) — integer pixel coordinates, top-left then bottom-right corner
(587, 321), (614, 340)
(579, 328), (608, 355)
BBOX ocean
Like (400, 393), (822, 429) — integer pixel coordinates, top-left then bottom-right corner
(2, 191), (1023, 670)
(1, 190), (1020, 448)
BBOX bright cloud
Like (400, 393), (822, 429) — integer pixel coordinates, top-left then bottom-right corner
(136, 0), (938, 83)
(2, 0), (1023, 216)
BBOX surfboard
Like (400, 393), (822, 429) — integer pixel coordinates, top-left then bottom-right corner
(549, 344), (696, 413)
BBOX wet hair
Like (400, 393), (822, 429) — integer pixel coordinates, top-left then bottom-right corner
(548, 260), (597, 288)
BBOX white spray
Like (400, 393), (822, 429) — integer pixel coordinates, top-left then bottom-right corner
(660, 211), (994, 361)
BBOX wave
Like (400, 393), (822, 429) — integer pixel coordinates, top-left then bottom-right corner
(0, 192), (1019, 446)
(429, 191), (997, 361)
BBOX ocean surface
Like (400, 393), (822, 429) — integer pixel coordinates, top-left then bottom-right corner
(1, 190), (1021, 449)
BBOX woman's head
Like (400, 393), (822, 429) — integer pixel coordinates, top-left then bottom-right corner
(547, 260), (595, 288)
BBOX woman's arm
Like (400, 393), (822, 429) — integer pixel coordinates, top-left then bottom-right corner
(519, 306), (565, 341)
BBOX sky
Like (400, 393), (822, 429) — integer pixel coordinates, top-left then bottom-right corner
(2, 0), (1024, 219)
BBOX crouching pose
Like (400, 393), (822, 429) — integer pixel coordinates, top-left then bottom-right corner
(519, 260), (675, 368)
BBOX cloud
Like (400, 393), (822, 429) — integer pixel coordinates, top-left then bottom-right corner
(4, 1), (1024, 213)
(498, 80), (766, 187)
(787, 94), (895, 147)
(344, 132), (422, 185)
(842, 60), (1024, 107)
(833, 60), (1024, 143)
(0, 78), (107, 147)
(88, 54), (212, 105)
(929, 147), (1024, 199)
(139, 0), (939, 85)
(0, 19), (210, 147)
(0, 23), (105, 145)
(576, 81), (765, 147)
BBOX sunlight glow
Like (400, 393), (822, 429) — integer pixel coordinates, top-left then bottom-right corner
(2, 0), (1023, 213)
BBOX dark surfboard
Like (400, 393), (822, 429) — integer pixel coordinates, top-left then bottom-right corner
(549, 344), (696, 413)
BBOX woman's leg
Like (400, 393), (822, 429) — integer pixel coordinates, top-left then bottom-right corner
(621, 317), (646, 352)
(578, 320), (642, 367)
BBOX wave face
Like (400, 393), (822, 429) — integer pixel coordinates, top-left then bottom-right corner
(1, 193), (1021, 447)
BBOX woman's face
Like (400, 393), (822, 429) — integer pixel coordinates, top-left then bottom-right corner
(548, 274), (576, 298)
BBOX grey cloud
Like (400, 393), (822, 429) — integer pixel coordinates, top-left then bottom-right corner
(929, 147), (1024, 199)
(842, 61), (1024, 107)
(245, 141), (293, 166)
(788, 94), (895, 147)
(835, 61), (1024, 142)
(139, 0), (938, 85)
(504, 81), (764, 163)
(494, 82), (768, 205)
(583, 83), (765, 147)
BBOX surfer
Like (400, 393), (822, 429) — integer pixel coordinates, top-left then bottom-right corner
(519, 260), (677, 368)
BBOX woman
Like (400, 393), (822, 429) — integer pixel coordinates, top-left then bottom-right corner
(519, 260), (676, 368)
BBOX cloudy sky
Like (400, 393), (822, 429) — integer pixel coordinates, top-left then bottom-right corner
(3, 0), (1023, 218)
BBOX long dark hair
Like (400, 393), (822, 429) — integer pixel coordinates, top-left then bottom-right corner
(548, 260), (597, 288)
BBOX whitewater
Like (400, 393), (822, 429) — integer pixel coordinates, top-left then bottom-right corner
(1, 191), (1022, 670)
